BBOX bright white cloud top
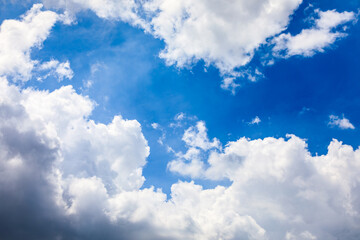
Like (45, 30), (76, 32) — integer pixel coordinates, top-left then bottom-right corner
(1, 81), (360, 239)
(0, 4), (58, 81)
(249, 116), (262, 125)
(0, 2), (360, 240)
(0, 4), (73, 82)
(143, 0), (303, 75)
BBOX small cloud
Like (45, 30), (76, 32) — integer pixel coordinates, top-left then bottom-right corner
(170, 113), (188, 128)
(221, 77), (240, 95)
(151, 123), (159, 130)
(38, 59), (74, 81)
(174, 112), (185, 121)
(328, 115), (355, 130)
(249, 116), (261, 125)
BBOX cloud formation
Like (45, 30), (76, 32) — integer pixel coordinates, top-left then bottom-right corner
(0, 4), (58, 81)
(143, 0), (302, 76)
(328, 114), (355, 130)
(0, 4), (74, 82)
(1, 93), (360, 239)
(38, 0), (357, 91)
(273, 9), (356, 57)
(1, 3), (360, 240)
(38, 59), (74, 81)
(167, 121), (360, 239)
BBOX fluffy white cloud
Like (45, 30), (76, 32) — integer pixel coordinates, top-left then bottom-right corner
(166, 121), (360, 239)
(0, 77), (268, 240)
(2, 84), (360, 239)
(143, 0), (302, 76)
(273, 10), (356, 57)
(168, 121), (220, 178)
(20, 82), (149, 191)
(328, 114), (355, 130)
(2, 3), (360, 240)
(0, 4), (62, 81)
(182, 121), (220, 151)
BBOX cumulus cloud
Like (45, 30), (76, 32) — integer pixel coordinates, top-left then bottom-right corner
(328, 114), (355, 130)
(273, 9), (356, 57)
(166, 121), (360, 239)
(0, 4), (65, 81)
(168, 121), (221, 178)
(1, 81), (360, 239)
(142, 0), (302, 77)
(0, 76), (154, 239)
(2, 3), (360, 240)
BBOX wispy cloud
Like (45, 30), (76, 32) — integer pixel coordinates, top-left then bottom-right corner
(249, 116), (261, 125)
(328, 114), (355, 129)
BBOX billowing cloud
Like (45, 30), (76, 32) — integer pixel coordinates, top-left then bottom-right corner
(1, 3), (360, 240)
(328, 114), (355, 130)
(1, 96), (360, 239)
(0, 4), (68, 81)
(143, 0), (302, 76)
(168, 121), (220, 178)
(0, 77), (153, 239)
(273, 9), (356, 57)
(167, 121), (360, 239)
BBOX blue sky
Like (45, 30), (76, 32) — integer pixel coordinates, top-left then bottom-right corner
(1, 0), (360, 239)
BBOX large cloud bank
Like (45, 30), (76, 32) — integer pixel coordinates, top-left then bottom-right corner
(1, 77), (360, 239)
(1, 3), (360, 240)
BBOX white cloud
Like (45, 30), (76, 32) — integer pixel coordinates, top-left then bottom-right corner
(166, 121), (360, 239)
(38, 59), (74, 81)
(0, 77), (268, 239)
(182, 121), (220, 151)
(42, 0), (306, 79)
(328, 114), (355, 130)
(273, 9), (356, 57)
(2, 3), (360, 240)
(168, 121), (220, 178)
(143, 0), (302, 77)
(151, 122), (159, 129)
(1, 87), (360, 239)
(249, 116), (261, 125)
(0, 4), (61, 81)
